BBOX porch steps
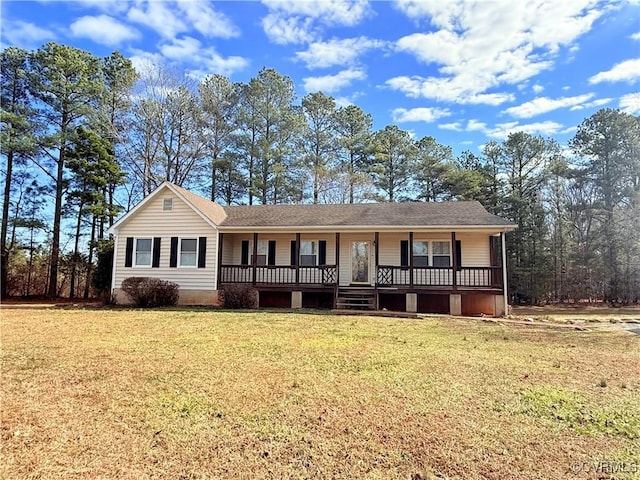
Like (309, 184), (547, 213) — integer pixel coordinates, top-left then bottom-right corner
(336, 287), (376, 310)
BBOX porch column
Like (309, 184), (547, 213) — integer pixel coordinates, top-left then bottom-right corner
(374, 232), (379, 283)
(409, 231), (414, 288)
(252, 232), (258, 286)
(335, 232), (340, 284)
(334, 232), (340, 309)
(295, 233), (301, 285)
(216, 232), (223, 289)
(501, 231), (509, 316)
(451, 231), (457, 291)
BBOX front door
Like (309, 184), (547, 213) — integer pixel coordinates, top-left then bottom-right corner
(351, 241), (370, 283)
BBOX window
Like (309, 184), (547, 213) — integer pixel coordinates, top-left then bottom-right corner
(252, 240), (268, 265)
(412, 241), (429, 267)
(135, 238), (152, 266)
(180, 238), (197, 267)
(163, 198), (173, 211)
(300, 241), (317, 266)
(432, 241), (451, 267)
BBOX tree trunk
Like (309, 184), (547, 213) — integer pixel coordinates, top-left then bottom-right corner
(84, 215), (97, 299)
(48, 117), (67, 299)
(1, 149), (14, 299)
(69, 198), (84, 299)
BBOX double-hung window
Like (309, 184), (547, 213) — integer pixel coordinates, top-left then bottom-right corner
(179, 238), (198, 267)
(300, 241), (317, 266)
(404, 240), (451, 267)
(252, 240), (268, 265)
(135, 238), (152, 266)
(412, 241), (429, 266)
(432, 241), (451, 267)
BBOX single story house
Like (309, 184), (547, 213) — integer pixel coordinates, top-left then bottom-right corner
(108, 182), (517, 316)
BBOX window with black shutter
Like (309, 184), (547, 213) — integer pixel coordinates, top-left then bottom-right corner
(241, 240), (249, 265)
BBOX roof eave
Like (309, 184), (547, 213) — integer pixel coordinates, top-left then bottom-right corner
(219, 224), (517, 233)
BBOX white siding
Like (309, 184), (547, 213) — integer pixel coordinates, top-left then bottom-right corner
(377, 232), (490, 267)
(456, 233), (491, 266)
(114, 193), (218, 290)
(223, 233), (338, 266)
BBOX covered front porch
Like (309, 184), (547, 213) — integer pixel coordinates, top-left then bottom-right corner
(216, 230), (508, 315)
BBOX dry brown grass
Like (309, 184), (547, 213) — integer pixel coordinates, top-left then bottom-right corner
(1, 306), (639, 480)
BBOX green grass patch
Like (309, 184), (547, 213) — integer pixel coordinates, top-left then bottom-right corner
(518, 385), (640, 440)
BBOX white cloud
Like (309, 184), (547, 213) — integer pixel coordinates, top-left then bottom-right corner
(160, 37), (248, 78)
(390, 1), (608, 104)
(160, 36), (202, 60)
(630, 32), (640, 40)
(438, 122), (463, 131)
(128, 50), (165, 78)
(392, 107), (451, 123)
(620, 92), (640, 115)
(302, 68), (366, 93)
(532, 84), (545, 94)
(70, 15), (140, 46)
(261, 0), (371, 44)
(71, 0), (130, 14)
(261, 14), (316, 45)
(385, 75), (514, 105)
(589, 58), (640, 84)
(439, 118), (564, 138)
(1, 20), (56, 48)
(262, 0), (370, 25)
(467, 119), (489, 132)
(569, 97), (612, 110)
(503, 93), (595, 118)
(488, 120), (565, 139)
(127, 1), (186, 39)
(175, 0), (240, 38)
(127, 1), (238, 39)
(295, 37), (386, 69)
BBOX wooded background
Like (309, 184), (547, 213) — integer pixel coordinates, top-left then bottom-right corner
(2, 43), (639, 304)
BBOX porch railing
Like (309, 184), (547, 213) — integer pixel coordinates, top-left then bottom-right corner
(220, 264), (502, 289)
(219, 265), (337, 286)
(376, 265), (502, 289)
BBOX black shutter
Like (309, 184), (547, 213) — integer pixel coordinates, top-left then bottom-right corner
(170, 237), (178, 268)
(318, 240), (327, 265)
(152, 237), (161, 268)
(241, 240), (249, 265)
(198, 237), (207, 268)
(125, 237), (134, 267)
(290, 240), (297, 265)
(455, 240), (462, 271)
(268, 240), (276, 266)
(400, 240), (409, 267)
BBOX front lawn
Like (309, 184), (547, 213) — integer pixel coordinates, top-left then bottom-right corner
(1, 307), (638, 479)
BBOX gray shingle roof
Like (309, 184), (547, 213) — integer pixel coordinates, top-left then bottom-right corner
(170, 183), (227, 225)
(220, 201), (515, 228)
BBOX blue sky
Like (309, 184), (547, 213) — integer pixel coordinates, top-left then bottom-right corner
(2, 0), (639, 155)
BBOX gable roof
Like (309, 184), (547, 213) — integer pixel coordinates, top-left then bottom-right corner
(108, 182), (227, 234)
(220, 201), (515, 230)
(170, 183), (227, 225)
(109, 182), (516, 234)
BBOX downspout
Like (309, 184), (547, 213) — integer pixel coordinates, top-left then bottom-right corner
(501, 230), (509, 316)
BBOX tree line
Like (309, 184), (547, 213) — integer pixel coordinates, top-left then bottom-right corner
(1, 42), (639, 304)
